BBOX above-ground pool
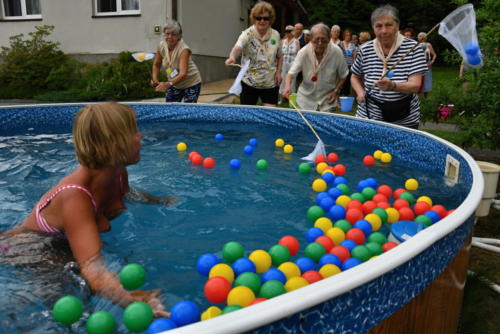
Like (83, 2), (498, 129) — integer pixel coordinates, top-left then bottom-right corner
(0, 103), (483, 333)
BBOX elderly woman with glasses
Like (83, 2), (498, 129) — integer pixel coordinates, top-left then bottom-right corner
(225, 1), (283, 106)
(151, 19), (202, 103)
(282, 23), (349, 112)
(279, 25), (300, 98)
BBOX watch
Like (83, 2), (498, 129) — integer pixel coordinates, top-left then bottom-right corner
(168, 81), (173, 86)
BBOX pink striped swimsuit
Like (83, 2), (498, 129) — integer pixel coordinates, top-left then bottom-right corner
(36, 184), (98, 234)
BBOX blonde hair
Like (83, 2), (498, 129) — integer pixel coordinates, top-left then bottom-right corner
(250, 1), (275, 25)
(73, 102), (137, 169)
(359, 31), (372, 44)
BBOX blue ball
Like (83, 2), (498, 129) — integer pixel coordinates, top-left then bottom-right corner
(147, 318), (177, 334)
(243, 145), (254, 155)
(306, 227), (324, 243)
(261, 268), (287, 284)
(386, 70), (395, 79)
(321, 172), (335, 184)
(333, 176), (348, 186)
(424, 210), (440, 223)
(341, 257), (362, 271)
(249, 138), (258, 147)
(171, 301), (200, 327)
(467, 53), (481, 65)
(340, 239), (358, 252)
(364, 177), (378, 189)
(465, 41), (479, 55)
(229, 158), (241, 170)
(232, 258), (256, 276)
(353, 219), (373, 236)
(328, 187), (343, 199)
(319, 196), (335, 212)
(318, 254), (342, 268)
(295, 257), (316, 273)
(357, 180), (370, 192)
(196, 253), (220, 276)
(215, 133), (224, 141)
(315, 192), (330, 205)
(329, 204), (346, 221)
(345, 49), (352, 56)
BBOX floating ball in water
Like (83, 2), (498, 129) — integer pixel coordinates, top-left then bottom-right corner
(399, 191), (416, 204)
(314, 217), (333, 234)
(307, 205), (325, 222)
(86, 311), (116, 334)
(278, 235), (300, 256)
(285, 276), (309, 292)
(232, 258), (256, 276)
(302, 270), (323, 284)
(333, 164), (346, 176)
(373, 150), (383, 160)
(346, 228), (366, 245)
(215, 133), (224, 141)
(326, 227), (346, 245)
(315, 154), (327, 164)
(52, 295), (83, 326)
(399, 207), (415, 221)
(431, 204), (447, 218)
(328, 187), (343, 199)
(119, 263), (146, 290)
(424, 210), (441, 223)
(382, 241), (398, 252)
(261, 268), (287, 284)
(256, 159), (268, 170)
(329, 204), (346, 221)
(417, 195), (433, 206)
(249, 250), (272, 273)
(188, 151), (199, 161)
(306, 227), (324, 243)
(327, 152), (339, 163)
(319, 196), (334, 211)
(278, 262), (301, 280)
(147, 318), (177, 333)
(351, 245), (372, 262)
(235, 272), (261, 294)
(363, 155), (375, 166)
(353, 219), (372, 236)
(248, 138), (258, 147)
(123, 302), (154, 332)
(365, 242), (384, 256)
(209, 263), (235, 284)
(339, 239), (358, 252)
(176, 142), (187, 152)
(305, 242), (326, 262)
(350, 192), (365, 204)
(316, 162), (328, 174)
(335, 195), (351, 208)
(268, 244), (291, 266)
(191, 154), (203, 165)
(333, 220), (352, 234)
(329, 245), (351, 262)
(345, 208), (364, 224)
(386, 207), (400, 223)
(319, 264), (341, 278)
(364, 213), (382, 231)
(222, 305), (243, 314)
(377, 184), (393, 198)
(275, 138), (285, 147)
(315, 235), (334, 252)
(201, 306), (222, 321)
(203, 157), (215, 168)
(196, 253), (220, 276)
(341, 257), (362, 270)
(380, 152), (392, 163)
(334, 176), (348, 186)
(405, 178), (419, 191)
(204, 276), (232, 303)
(415, 214), (433, 227)
(298, 162), (312, 174)
(321, 171), (335, 185)
(227, 286), (255, 307)
(318, 253), (342, 268)
(393, 198), (410, 210)
(259, 280), (286, 299)
(372, 207), (388, 223)
(367, 232), (387, 245)
(222, 241), (244, 263)
(171, 301), (200, 327)
(229, 158), (241, 170)
(361, 187), (376, 200)
(362, 200), (377, 214)
(295, 256), (317, 273)
(283, 144), (294, 154)
(243, 145), (254, 155)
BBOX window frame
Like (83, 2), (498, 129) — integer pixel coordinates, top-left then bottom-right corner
(1, 0), (42, 20)
(93, 0), (141, 17)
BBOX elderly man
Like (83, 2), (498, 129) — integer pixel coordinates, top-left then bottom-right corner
(294, 23), (306, 48)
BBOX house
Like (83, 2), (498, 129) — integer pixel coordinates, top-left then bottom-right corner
(0, 0), (307, 82)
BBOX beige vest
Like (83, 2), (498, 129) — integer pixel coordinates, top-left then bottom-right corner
(159, 39), (202, 89)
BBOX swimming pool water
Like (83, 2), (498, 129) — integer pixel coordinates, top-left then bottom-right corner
(0, 120), (469, 333)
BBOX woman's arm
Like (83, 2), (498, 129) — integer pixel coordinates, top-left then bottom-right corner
(351, 73), (366, 102)
(428, 43), (437, 67)
(225, 45), (242, 65)
(375, 74), (423, 94)
(151, 48), (162, 86)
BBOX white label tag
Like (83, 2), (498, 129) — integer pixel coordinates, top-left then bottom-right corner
(170, 69), (179, 78)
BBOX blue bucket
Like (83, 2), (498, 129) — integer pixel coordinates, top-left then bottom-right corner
(340, 96), (355, 112)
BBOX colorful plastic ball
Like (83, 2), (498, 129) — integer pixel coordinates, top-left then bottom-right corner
(363, 155), (375, 166)
(415, 214), (433, 227)
(188, 151), (199, 161)
(222, 305), (243, 314)
(119, 264), (146, 290)
(215, 133), (224, 141)
(86, 311), (116, 334)
(243, 145), (254, 155)
(405, 178), (419, 191)
(204, 276), (232, 303)
(321, 172), (335, 184)
(347, 199), (363, 210)
(346, 228), (366, 245)
(249, 250), (272, 273)
(275, 138), (285, 147)
(328, 187), (343, 199)
(345, 208), (364, 224)
(377, 201), (391, 209)
(414, 201), (431, 215)
(333, 219), (352, 233)
(278, 262), (301, 280)
(372, 207), (388, 223)
(329, 204), (346, 220)
(278, 235), (300, 256)
(203, 157), (215, 168)
(417, 196), (433, 206)
(365, 242), (383, 256)
(176, 142), (187, 152)
(365, 177), (378, 188)
(197, 253), (220, 276)
(377, 185), (393, 198)
(327, 152), (339, 163)
(170, 301), (200, 327)
(123, 302), (154, 332)
(339, 239), (358, 252)
(393, 188), (406, 199)
(361, 187), (376, 200)
(147, 317), (177, 334)
(307, 205), (325, 222)
(364, 213), (382, 232)
(250, 297), (267, 305)
(336, 183), (350, 195)
(315, 154), (327, 164)
(380, 152), (392, 163)
(398, 207), (415, 221)
(319, 196), (335, 211)
(318, 253), (342, 268)
(249, 138), (258, 147)
(227, 286), (255, 307)
(259, 280), (286, 299)
(350, 192), (365, 203)
(399, 191), (416, 205)
(191, 154), (203, 165)
(232, 257), (256, 276)
(386, 207), (400, 223)
(261, 268), (287, 284)
(269, 244), (291, 267)
(201, 306), (222, 321)
(353, 219), (373, 236)
(326, 227), (346, 246)
(373, 150), (383, 160)
(52, 295), (83, 326)
(302, 270), (323, 284)
(431, 205), (447, 218)
(368, 231), (388, 245)
(333, 164), (346, 176)
(361, 200), (376, 214)
(341, 257), (362, 270)
(351, 245), (372, 262)
(229, 158), (241, 170)
(335, 195), (351, 207)
(372, 193), (388, 203)
(209, 263), (235, 284)
(305, 242), (326, 262)
(314, 217), (333, 234)
(393, 198), (410, 210)
(357, 180), (370, 192)
(319, 264), (342, 278)
(315, 235), (334, 252)
(316, 192), (330, 205)
(283, 144), (294, 154)
(312, 178), (327, 192)
(329, 246), (351, 263)
(295, 257), (316, 273)
(256, 159), (268, 170)
(298, 162), (312, 174)
(386, 70), (395, 79)
(222, 241), (244, 263)
(382, 241), (398, 252)
(235, 272), (261, 295)
(334, 176), (348, 186)
(285, 276), (309, 292)
(424, 210), (441, 223)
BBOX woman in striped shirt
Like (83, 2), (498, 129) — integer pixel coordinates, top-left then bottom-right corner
(351, 4), (427, 129)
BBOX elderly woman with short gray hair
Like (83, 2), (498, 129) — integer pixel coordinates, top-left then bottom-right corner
(152, 20), (202, 103)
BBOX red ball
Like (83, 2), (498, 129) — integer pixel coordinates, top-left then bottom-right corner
(327, 153), (339, 163)
(393, 198), (410, 210)
(203, 157), (215, 168)
(345, 208), (364, 224)
(372, 193), (388, 203)
(398, 207), (415, 221)
(333, 164), (346, 176)
(188, 151), (199, 161)
(345, 228), (366, 245)
(377, 185), (393, 198)
(250, 297), (267, 305)
(315, 154), (327, 164)
(363, 155), (375, 166)
(431, 205), (447, 218)
(329, 246), (351, 262)
(302, 270), (323, 284)
(346, 200), (363, 210)
(413, 201), (431, 215)
(446, 209), (455, 217)
(204, 276), (231, 303)
(315, 235), (334, 252)
(191, 154), (203, 165)
(362, 200), (377, 215)
(377, 201), (391, 209)
(393, 188), (406, 200)
(278, 235), (300, 256)
(382, 241), (398, 252)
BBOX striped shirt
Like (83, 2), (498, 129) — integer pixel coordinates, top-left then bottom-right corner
(351, 38), (427, 126)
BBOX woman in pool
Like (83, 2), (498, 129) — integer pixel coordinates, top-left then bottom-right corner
(5, 102), (172, 316)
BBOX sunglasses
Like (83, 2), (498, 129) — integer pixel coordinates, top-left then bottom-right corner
(255, 16), (270, 21)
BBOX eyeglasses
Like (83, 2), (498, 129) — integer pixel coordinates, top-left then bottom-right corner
(312, 38), (329, 44)
(164, 32), (178, 36)
(255, 16), (270, 21)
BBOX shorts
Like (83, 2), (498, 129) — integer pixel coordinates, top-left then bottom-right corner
(240, 81), (279, 105)
(166, 82), (201, 103)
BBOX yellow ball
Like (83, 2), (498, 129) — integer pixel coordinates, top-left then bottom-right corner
(417, 196), (433, 206)
(405, 178), (419, 191)
(278, 262), (301, 280)
(319, 264), (341, 278)
(312, 179), (327, 192)
(385, 207), (400, 223)
(275, 138), (285, 147)
(326, 227), (345, 246)
(285, 276), (309, 292)
(316, 162), (328, 174)
(227, 286), (255, 307)
(380, 152), (392, 163)
(314, 217), (333, 234)
(364, 213), (382, 231)
(201, 306), (222, 321)
(373, 150), (383, 160)
(209, 263), (234, 284)
(176, 142), (187, 152)
(335, 195), (351, 207)
(321, 169), (335, 176)
(283, 144), (294, 154)
(249, 249), (272, 273)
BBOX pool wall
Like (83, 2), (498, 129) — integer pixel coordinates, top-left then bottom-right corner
(0, 103), (483, 333)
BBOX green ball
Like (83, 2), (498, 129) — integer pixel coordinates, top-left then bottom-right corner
(52, 295), (83, 326)
(268, 244), (290, 266)
(415, 214), (433, 227)
(123, 302), (153, 332)
(235, 272), (261, 295)
(119, 263), (146, 290)
(304, 242), (326, 262)
(86, 311), (116, 334)
(222, 241), (245, 263)
(399, 191), (416, 204)
(351, 245), (372, 262)
(222, 305), (243, 314)
(298, 162), (312, 174)
(367, 231), (387, 245)
(259, 280), (286, 299)
(372, 208), (388, 223)
(256, 159), (268, 170)
(365, 242), (383, 256)
(307, 205), (324, 222)
(336, 184), (350, 195)
(350, 192), (366, 203)
(334, 219), (352, 233)
(361, 187), (376, 200)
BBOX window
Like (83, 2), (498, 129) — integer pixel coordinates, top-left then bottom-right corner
(95, 0), (140, 16)
(2, 0), (41, 19)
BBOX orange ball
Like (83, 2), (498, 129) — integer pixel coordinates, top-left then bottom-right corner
(414, 201), (431, 215)
(192, 154), (203, 165)
(333, 164), (346, 176)
(431, 205), (447, 218)
(327, 153), (339, 163)
(363, 155), (375, 166)
(377, 185), (393, 198)
(203, 157), (215, 168)
(393, 188), (406, 199)
(372, 193), (388, 203)
(377, 201), (391, 209)
(362, 200), (377, 214)
(302, 270), (323, 284)
(345, 208), (364, 224)
(315, 154), (327, 164)
(346, 200), (363, 210)
(398, 207), (415, 221)
(393, 198), (410, 210)
(315, 235), (334, 252)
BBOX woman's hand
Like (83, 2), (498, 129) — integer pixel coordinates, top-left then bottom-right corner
(374, 77), (394, 91)
(159, 195), (178, 207)
(225, 57), (236, 66)
(356, 93), (366, 103)
(131, 289), (170, 318)
(281, 87), (291, 99)
(274, 72), (282, 86)
(326, 90), (338, 104)
(155, 82), (170, 93)
(151, 79), (159, 87)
